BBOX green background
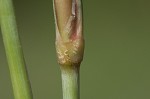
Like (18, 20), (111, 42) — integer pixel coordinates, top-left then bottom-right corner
(0, 0), (150, 99)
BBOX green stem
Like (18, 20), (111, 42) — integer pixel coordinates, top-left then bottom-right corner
(0, 0), (33, 99)
(61, 65), (80, 99)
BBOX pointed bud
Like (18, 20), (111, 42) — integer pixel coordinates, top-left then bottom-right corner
(53, 0), (84, 67)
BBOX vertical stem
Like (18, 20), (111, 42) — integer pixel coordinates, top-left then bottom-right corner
(53, 0), (84, 99)
(0, 0), (33, 99)
(61, 66), (80, 99)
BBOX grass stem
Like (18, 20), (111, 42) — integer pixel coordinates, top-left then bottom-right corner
(0, 0), (33, 99)
(61, 65), (80, 99)
(53, 0), (84, 99)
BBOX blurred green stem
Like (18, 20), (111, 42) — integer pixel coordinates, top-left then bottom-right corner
(0, 0), (33, 99)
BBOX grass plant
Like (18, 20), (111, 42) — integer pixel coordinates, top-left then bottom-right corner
(0, 0), (33, 99)
(53, 0), (84, 99)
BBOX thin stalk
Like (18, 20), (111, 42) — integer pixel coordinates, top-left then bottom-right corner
(53, 0), (84, 99)
(61, 66), (80, 99)
(0, 0), (33, 99)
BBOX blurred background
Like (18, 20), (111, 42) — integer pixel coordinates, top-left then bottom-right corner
(0, 0), (150, 99)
